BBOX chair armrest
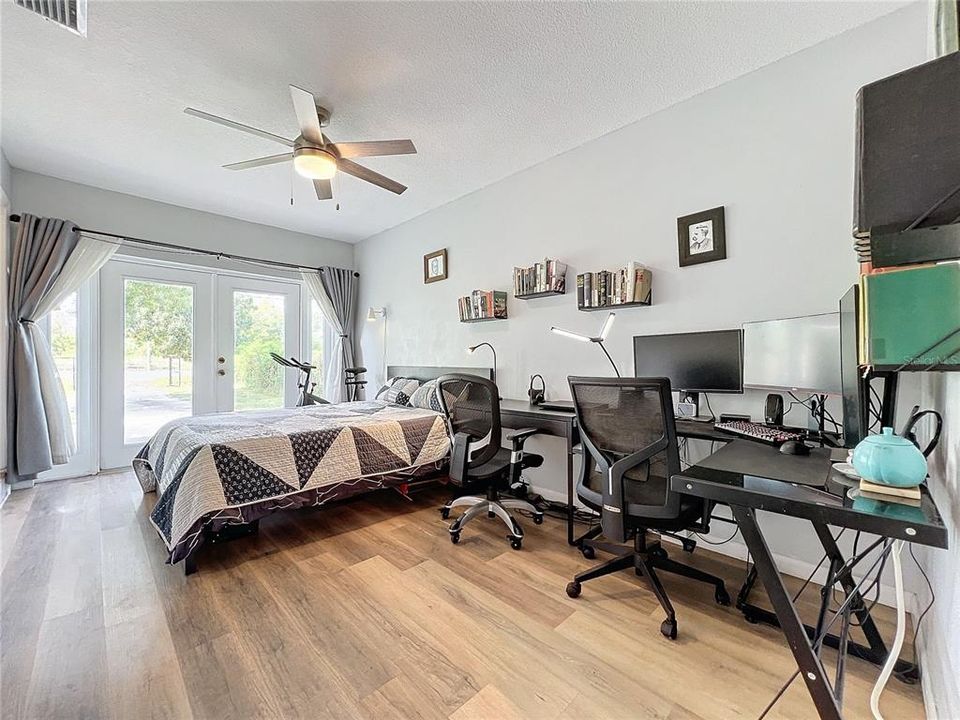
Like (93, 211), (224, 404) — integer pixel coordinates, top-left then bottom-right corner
(448, 431), (474, 484)
(505, 427), (540, 448)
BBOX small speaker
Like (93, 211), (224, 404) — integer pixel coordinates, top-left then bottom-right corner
(765, 393), (784, 426)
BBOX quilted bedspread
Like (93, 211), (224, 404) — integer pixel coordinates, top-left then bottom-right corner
(134, 401), (451, 563)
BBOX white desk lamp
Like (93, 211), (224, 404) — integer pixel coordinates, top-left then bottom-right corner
(551, 312), (621, 377)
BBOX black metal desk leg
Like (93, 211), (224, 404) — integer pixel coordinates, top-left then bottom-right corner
(812, 523), (889, 660)
(730, 505), (842, 720)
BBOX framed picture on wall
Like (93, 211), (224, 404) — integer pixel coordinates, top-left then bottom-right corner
(677, 206), (726, 267)
(424, 248), (448, 283)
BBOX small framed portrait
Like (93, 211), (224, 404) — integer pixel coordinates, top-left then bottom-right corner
(424, 248), (448, 283)
(677, 207), (726, 267)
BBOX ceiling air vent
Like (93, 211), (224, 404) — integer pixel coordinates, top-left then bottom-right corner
(14, 0), (87, 37)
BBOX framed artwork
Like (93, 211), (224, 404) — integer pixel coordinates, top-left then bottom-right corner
(424, 248), (448, 283)
(677, 206), (726, 267)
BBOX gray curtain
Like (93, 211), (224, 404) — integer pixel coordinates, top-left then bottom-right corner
(301, 267), (358, 402)
(7, 215), (81, 483)
(935, 1), (959, 56)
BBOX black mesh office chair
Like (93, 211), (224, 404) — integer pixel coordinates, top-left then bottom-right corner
(565, 376), (730, 639)
(436, 374), (544, 549)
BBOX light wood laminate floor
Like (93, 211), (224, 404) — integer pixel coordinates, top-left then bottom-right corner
(1, 472), (925, 719)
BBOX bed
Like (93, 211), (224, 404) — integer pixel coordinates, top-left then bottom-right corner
(136, 364), (492, 571)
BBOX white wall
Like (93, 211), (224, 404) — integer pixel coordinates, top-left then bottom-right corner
(0, 149), (11, 198)
(1, 157), (10, 502)
(10, 170), (354, 275)
(355, 4), (931, 608)
(915, 374), (959, 718)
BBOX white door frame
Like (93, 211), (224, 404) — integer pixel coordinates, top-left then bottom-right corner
(99, 260), (215, 470)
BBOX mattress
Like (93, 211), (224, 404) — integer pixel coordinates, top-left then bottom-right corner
(133, 400), (451, 563)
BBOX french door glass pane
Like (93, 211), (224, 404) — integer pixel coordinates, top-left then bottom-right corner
(49, 292), (78, 445)
(234, 290), (285, 411)
(310, 299), (324, 383)
(123, 279), (194, 443)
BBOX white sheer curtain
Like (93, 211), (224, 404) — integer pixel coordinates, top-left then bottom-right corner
(302, 271), (346, 402)
(29, 236), (117, 462)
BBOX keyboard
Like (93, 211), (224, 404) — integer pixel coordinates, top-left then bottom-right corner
(713, 420), (805, 446)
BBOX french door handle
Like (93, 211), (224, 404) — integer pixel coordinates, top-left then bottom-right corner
(217, 356), (226, 364)
(217, 369), (226, 376)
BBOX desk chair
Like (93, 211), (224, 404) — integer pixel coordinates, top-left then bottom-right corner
(565, 376), (730, 639)
(436, 374), (544, 549)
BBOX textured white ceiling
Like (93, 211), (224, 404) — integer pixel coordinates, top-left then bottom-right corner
(1, 1), (905, 243)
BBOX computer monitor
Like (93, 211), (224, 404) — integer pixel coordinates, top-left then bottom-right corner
(742, 313), (841, 395)
(632, 330), (743, 412)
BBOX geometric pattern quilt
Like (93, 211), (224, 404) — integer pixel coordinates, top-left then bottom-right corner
(133, 400), (450, 556)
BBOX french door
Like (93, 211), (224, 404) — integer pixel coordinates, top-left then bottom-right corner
(99, 260), (301, 469)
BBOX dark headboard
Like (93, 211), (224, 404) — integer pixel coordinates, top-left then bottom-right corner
(387, 365), (494, 383)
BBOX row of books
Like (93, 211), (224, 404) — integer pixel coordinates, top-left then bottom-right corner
(576, 262), (652, 308)
(513, 259), (567, 296)
(458, 290), (508, 321)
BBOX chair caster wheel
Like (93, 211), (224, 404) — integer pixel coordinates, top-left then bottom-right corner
(566, 581), (582, 598)
(715, 585), (731, 606)
(440, 507), (450, 519)
(533, 514), (544, 525)
(660, 619), (678, 640)
(580, 545), (596, 559)
(450, 531), (461, 544)
(510, 537), (522, 550)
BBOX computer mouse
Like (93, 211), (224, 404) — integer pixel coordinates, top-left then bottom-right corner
(779, 440), (811, 456)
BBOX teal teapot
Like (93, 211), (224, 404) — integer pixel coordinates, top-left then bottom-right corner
(852, 427), (928, 488)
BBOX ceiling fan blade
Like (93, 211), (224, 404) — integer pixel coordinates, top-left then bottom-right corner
(338, 158), (407, 195)
(314, 179), (333, 200)
(289, 85), (324, 146)
(184, 107), (294, 147)
(223, 153), (294, 171)
(330, 139), (417, 159)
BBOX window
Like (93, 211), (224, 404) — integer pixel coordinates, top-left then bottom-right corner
(309, 299), (326, 386)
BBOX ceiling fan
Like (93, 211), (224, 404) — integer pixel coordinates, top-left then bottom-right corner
(184, 85), (416, 201)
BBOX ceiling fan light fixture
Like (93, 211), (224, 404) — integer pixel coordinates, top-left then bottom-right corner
(293, 147), (337, 180)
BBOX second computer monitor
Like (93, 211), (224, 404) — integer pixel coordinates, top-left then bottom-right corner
(632, 329), (744, 393)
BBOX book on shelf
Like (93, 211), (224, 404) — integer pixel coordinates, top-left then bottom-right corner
(513, 258), (567, 296)
(576, 263), (652, 308)
(459, 290), (508, 320)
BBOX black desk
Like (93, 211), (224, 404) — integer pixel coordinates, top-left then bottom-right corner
(499, 400), (581, 545)
(672, 440), (948, 720)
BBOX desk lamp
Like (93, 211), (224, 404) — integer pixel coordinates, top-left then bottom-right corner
(466, 342), (498, 383)
(551, 312), (621, 377)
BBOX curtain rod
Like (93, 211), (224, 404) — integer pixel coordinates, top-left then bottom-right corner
(7, 213), (359, 278)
